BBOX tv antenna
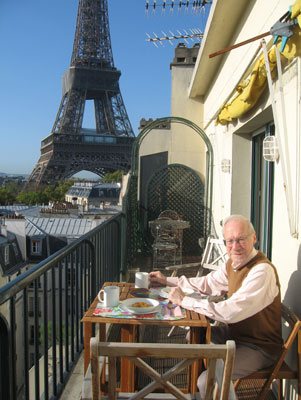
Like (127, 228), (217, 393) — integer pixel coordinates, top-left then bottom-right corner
(146, 28), (203, 47)
(145, 0), (212, 13)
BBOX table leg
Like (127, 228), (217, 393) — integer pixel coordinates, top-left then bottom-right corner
(120, 324), (136, 392)
(188, 326), (202, 394)
(98, 323), (107, 388)
(84, 322), (106, 373)
(84, 322), (93, 373)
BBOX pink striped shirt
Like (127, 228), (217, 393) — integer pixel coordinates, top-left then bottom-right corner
(166, 249), (279, 324)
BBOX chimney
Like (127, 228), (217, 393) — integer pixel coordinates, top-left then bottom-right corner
(1, 224), (8, 237)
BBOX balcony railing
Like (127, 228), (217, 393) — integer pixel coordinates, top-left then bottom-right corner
(0, 213), (124, 400)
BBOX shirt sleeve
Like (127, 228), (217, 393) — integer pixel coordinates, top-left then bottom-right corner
(179, 263), (279, 324)
(166, 263), (229, 296)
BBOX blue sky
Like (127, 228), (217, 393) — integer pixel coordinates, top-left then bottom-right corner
(0, 0), (210, 177)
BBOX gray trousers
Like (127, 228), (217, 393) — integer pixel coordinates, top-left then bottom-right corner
(197, 325), (277, 399)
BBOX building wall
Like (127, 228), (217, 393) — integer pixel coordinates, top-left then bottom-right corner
(139, 47), (207, 185)
(190, 0), (301, 313)
(0, 269), (28, 397)
(170, 65), (207, 179)
(5, 219), (27, 259)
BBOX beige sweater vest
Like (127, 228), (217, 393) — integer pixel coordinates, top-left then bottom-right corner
(226, 251), (282, 355)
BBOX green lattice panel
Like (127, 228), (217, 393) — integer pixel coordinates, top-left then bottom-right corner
(145, 164), (206, 255)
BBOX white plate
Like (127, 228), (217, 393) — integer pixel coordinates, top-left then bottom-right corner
(159, 287), (195, 298)
(120, 298), (160, 314)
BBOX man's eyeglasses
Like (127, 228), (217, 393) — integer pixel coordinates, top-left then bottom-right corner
(223, 234), (251, 247)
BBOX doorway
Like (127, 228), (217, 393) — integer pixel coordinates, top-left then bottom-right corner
(251, 124), (275, 259)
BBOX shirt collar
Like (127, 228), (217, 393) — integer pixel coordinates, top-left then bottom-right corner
(231, 248), (258, 270)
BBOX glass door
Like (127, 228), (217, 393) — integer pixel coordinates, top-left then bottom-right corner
(251, 124), (275, 259)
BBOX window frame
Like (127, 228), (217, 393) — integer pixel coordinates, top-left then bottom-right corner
(31, 239), (42, 255)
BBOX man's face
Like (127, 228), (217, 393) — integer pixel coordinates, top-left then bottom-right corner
(223, 219), (256, 265)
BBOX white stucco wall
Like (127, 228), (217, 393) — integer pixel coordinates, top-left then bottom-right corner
(191, 0), (301, 311)
(139, 127), (171, 158)
(201, 0), (292, 126)
(212, 59), (301, 306)
(170, 66), (207, 177)
(139, 62), (207, 184)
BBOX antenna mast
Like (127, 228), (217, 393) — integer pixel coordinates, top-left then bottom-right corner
(146, 28), (203, 47)
(145, 1), (212, 12)
(145, 0), (211, 46)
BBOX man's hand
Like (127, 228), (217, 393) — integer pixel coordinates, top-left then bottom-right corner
(168, 287), (185, 306)
(149, 271), (167, 286)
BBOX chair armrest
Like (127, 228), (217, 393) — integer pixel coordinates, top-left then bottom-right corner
(165, 262), (202, 272)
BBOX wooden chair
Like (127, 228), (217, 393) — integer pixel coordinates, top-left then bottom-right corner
(234, 303), (301, 400)
(165, 236), (228, 278)
(89, 339), (237, 400)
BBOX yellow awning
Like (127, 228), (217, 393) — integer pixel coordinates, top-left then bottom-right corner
(216, 1), (301, 126)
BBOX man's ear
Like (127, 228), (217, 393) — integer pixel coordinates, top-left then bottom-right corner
(252, 232), (257, 244)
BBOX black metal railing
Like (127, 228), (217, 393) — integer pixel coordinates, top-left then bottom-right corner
(0, 213), (124, 400)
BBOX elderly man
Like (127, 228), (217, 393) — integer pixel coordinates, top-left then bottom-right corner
(149, 215), (282, 397)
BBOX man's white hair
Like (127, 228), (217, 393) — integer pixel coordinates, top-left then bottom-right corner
(222, 215), (255, 237)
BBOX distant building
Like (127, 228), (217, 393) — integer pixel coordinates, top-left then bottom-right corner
(65, 181), (121, 209)
(0, 175), (26, 188)
(0, 216), (26, 397)
(0, 217), (25, 277)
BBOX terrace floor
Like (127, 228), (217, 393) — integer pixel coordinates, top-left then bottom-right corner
(60, 352), (84, 400)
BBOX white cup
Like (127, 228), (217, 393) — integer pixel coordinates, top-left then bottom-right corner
(135, 272), (149, 289)
(97, 286), (120, 307)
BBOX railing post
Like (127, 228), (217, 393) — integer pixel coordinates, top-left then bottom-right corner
(83, 239), (96, 301)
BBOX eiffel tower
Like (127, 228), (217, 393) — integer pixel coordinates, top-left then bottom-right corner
(27, 0), (135, 186)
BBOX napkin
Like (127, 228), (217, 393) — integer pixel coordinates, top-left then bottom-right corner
(163, 305), (183, 318)
(173, 306), (183, 317)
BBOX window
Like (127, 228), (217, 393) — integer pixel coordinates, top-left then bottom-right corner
(4, 246), (9, 265)
(251, 124), (275, 259)
(28, 297), (41, 316)
(30, 353), (35, 367)
(29, 326), (35, 345)
(31, 239), (41, 255)
(29, 298), (34, 316)
(12, 242), (19, 256)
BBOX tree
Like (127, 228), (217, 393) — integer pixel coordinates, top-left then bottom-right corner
(102, 170), (123, 183)
(39, 321), (68, 346)
(16, 190), (48, 205)
(0, 188), (15, 205)
(5, 181), (20, 198)
(56, 180), (74, 202)
(15, 179), (75, 205)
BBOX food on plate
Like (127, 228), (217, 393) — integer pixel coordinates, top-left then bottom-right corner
(121, 298), (160, 314)
(131, 301), (152, 308)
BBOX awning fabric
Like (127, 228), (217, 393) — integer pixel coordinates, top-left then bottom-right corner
(216, 1), (301, 126)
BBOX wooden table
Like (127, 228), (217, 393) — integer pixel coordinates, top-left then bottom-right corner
(81, 282), (210, 394)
